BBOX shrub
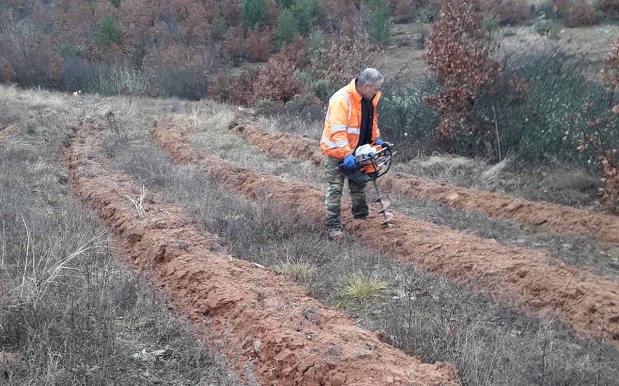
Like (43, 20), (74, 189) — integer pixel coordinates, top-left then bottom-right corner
(320, 0), (358, 32)
(533, 19), (552, 35)
(534, 0), (557, 19)
(231, 68), (259, 105)
(276, 7), (298, 46)
(337, 274), (387, 310)
(307, 25), (374, 90)
(221, 0), (243, 26)
(577, 38), (619, 213)
(97, 14), (122, 48)
(1, 59), (15, 83)
(289, 0), (322, 35)
(208, 66), (258, 105)
(208, 68), (233, 102)
(482, 12), (500, 32)
(255, 90), (324, 120)
(377, 79), (442, 159)
(577, 111), (619, 214)
(0, 25), (61, 88)
(426, 0), (502, 159)
(494, 48), (608, 165)
(277, 0), (295, 7)
(246, 26), (274, 62)
(369, 0), (391, 44)
(252, 51), (302, 103)
(552, 0), (570, 18)
(211, 13), (227, 41)
(57, 42), (83, 59)
(175, 1), (211, 45)
(308, 77), (335, 102)
(601, 39), (619, 103)
(142, 44), (216, 100)
(390, 0), (417, 23)
(496, 0), (531, 25)
(91, 63), (146, 96)
(565, 0), (595, 27)
(242, 0), (268, 29)
(599, 0), (619, 18)
(59, 57), (104, 92)
(219, 26), (247, 64)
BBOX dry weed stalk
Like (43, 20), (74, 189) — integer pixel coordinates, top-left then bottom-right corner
(125, 184), (147, 218)
(14, 215), (106, 307)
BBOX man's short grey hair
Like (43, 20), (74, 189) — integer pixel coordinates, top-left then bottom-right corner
(357, 68), (384, 86)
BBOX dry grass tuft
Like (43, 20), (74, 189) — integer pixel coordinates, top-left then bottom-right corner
(338, 274), (388, 303)
(273, 262), (316, 283)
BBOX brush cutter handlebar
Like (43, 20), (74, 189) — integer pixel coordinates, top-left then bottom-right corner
(339, 143), (394, 184)
(338, 142), (395, 225)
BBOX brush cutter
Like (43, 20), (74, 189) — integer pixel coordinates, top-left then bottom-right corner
(339, 142), (395, 226)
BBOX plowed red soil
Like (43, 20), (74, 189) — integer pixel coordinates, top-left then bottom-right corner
(64, 121), (456, 386)
(155, 121), (619, 347)
(228, 119), (619, 243)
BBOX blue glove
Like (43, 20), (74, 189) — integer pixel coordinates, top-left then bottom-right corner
(375, 138), (390, 149)
(343, 154), (357, 169)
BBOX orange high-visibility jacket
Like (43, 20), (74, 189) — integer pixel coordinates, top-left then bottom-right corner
(321, 78), (381, 160)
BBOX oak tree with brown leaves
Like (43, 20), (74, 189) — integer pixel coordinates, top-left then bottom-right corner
(426, 0), (502, 159)
(577, 39), (619, 214)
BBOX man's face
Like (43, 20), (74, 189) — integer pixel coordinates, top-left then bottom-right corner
(359, 80), (383, 100)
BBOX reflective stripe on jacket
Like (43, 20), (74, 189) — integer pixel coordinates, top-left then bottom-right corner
(320, 78), (381, 160)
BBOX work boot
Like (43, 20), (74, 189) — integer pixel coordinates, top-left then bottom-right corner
(327, 228), (344, 241)
(353, 213), (368, 220)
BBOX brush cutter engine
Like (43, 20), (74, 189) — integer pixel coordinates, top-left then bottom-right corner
(339, 143), (395, 225)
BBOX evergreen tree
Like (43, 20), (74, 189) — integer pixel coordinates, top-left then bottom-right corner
(242, 0), (268, 30)
(290, 0), (321, 35)
(276, 8), (298, 46)
(369, 0), (390, 44)
(277, 0), (295, 8)
(212, 13), (227, 41)
(97, 14), (122, 48)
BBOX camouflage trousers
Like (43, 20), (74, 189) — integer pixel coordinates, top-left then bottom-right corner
(324, 156), (369, 230)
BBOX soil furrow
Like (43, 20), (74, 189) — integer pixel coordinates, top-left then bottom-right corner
(154, 121), (619, 347)
(228, 119), (619, 243)
(65, 120), (456, 386)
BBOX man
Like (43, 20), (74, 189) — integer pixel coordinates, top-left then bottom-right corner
(320, 68), (388, 241)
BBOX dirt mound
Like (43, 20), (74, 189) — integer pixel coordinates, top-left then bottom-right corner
(156, 121), (619, 347)
(229, 119), (619, 244)
(64, 120), (456, 386)
(230, 119), (324, 167)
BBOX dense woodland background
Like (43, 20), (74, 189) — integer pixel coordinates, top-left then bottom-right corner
(1, 0), (619, 208)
